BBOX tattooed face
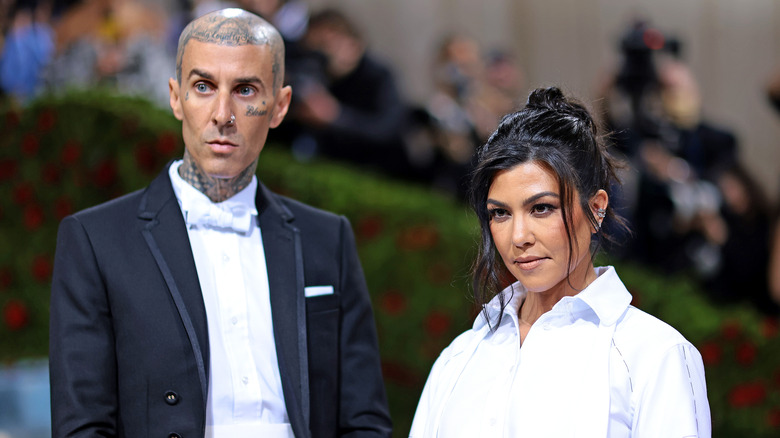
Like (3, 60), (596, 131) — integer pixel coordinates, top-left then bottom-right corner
(168, 10), (292, 180)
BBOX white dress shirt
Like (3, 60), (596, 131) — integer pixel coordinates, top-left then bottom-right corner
(169, 162), (293, 438)
(410, 266), (710, 438)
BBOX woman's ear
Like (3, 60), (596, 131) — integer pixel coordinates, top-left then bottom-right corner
(590, 189), (609, 232)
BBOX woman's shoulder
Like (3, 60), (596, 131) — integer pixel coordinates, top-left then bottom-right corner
(616, 306), (693, 349)
(612, 306), (700, 374)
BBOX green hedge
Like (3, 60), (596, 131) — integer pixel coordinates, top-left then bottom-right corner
(1, 92), (779, 436)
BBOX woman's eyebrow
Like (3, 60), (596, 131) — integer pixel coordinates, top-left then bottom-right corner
(522, 191), (558, 206)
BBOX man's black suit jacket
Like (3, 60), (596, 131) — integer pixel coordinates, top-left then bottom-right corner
(49, 165), (392, 438)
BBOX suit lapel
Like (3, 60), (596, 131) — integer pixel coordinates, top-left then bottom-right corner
(137, 166), (210, 406)
(257, 184), (311, 437)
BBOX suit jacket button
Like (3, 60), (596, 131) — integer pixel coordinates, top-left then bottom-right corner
(168, 433), (182, 438)
(164, 390), (179, 405)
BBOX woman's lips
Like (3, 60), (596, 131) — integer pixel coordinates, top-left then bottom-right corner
(514, 257), (545, 270)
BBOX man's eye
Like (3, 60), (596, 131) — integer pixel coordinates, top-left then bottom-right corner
(238, 86), (255, 96)
(195, 83), (209, 92)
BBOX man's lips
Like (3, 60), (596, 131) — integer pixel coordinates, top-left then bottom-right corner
(206, 139), (238, 152)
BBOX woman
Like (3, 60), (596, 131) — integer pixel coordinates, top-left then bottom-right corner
(410, 87), (710, 437)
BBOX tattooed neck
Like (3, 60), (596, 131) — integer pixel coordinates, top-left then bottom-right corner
(178, 151), (258, 203)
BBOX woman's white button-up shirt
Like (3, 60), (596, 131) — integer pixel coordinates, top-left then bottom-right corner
(410, 266), (710, 437)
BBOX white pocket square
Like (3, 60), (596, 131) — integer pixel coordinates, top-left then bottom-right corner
(304, 285), (334, 297)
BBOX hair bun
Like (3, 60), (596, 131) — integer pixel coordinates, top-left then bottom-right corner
(526, 87), (566, 110)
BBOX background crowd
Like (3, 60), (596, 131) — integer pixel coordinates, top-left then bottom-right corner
(2, 0), (780, 435)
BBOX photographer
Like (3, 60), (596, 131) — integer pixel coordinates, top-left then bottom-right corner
(600, 21), (738, 279)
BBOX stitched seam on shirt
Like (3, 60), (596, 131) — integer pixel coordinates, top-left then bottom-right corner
(682, 347), (699, 434)
(613, 339), (633, 393)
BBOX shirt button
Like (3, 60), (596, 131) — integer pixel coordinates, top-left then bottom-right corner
(489, 418), (497, 426)
(242, 376), (249, 385)
(222, 254), (230, 262)
(230, 316), (238, 325)
(164, 390), (179, 405)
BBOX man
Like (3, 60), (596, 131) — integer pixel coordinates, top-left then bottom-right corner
(49, 8), (392, 438)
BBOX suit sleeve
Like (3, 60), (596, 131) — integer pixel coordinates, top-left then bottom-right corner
(336, 216), (393, 437)
(633, 343), (711, 437)
(49, 216), (118, 437)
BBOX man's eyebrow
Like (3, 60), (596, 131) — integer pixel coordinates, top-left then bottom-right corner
(188, 69), (214, 81)
(235, 76), (266, 91)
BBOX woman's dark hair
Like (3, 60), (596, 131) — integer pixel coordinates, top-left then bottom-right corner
(468, 86), (628, 326)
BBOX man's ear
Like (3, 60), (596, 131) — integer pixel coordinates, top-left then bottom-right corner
(269, 85), (293, 129)
(169, 77), (184, 121)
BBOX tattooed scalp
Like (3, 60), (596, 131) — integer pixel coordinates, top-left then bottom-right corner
(175, 8), (285, 91)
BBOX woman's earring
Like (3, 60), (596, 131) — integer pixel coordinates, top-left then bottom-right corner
(596, 208), (606, 230)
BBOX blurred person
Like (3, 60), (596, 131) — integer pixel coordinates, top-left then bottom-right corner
(49, 8), (391, 437)
(705, 163), (777, 314)
(423, 33), (485, 198)
(764, 64), (780, 307)
(283, 8), (411, 178)
(410, 87), (710, 436)
(38, 0), (174, 107)
(599, 21), (738, 275)
(0, 0), (55, 102)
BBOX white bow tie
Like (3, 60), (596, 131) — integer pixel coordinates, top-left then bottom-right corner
(185, 198), (256, 234)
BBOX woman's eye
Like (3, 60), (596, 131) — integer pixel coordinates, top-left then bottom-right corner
(531, 204), (555, 215)
(489, 208), (509, 220)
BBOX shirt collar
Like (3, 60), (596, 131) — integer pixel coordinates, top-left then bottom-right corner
(168, 160), (259, 223)
(475, 266), (632, 330)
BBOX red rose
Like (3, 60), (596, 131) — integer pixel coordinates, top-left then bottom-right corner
(24, 204), (44, 230)
(0, 267), (12, 291)
(381, 360), (421, 387)
(3, 299), (29, 330)
(768, 408), (780, 428)
(134, 143), (156, 174)
(156, 132), (178, 156)
(32, 254), (53, 282)
(21, 133), (39, 156)
(379, 289), (407, 316)
(0, 159), (18, 181)
(120, 117), (139, 137)
(54, 196), (73, 220)
(721, 320), (741, 341)
(426, 262), (453, 286)
(356, 215), (384, 241)
(424, 311), (452, 338)
(735, 341), (758, 366)
(37, 108), (57, 132)
(728, 382), (767, 407)
(762, 317), (779, 339)
(396, 225), (439, 251)
(61, 140), (82, 165)
(94, 160), (117, 186)
(698, 341), (722, 366)
(42, 163), (62, 184)
(5, 110), (20, 129)
(12, 183), (34, 205)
